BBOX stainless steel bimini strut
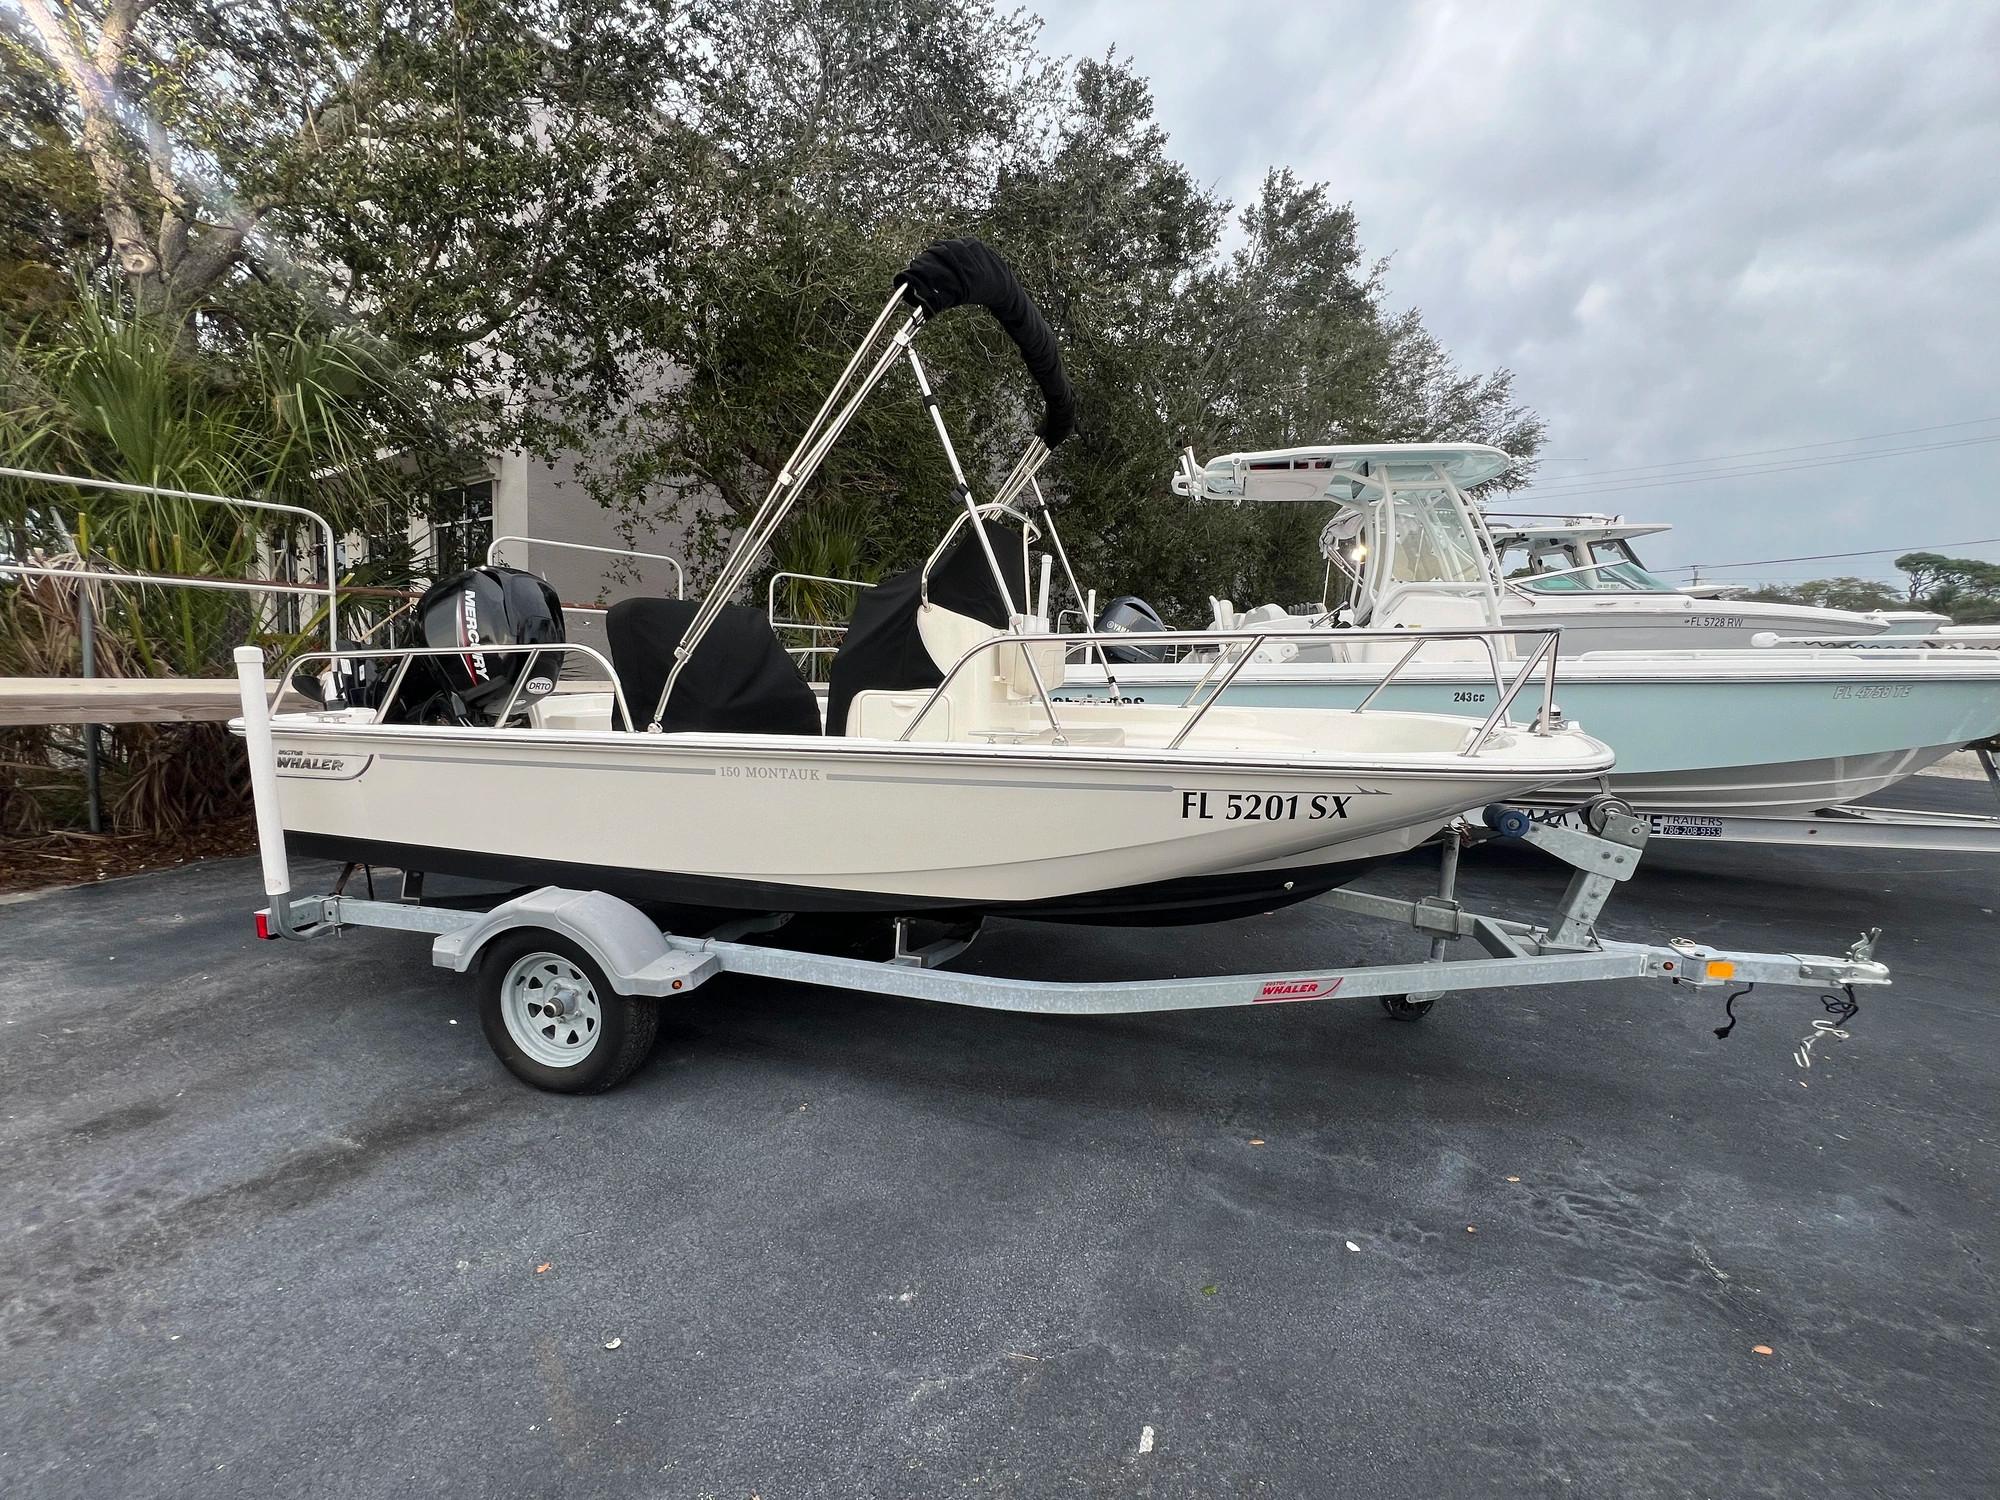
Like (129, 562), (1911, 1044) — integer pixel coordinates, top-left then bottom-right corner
(648, 239), (1079, 731)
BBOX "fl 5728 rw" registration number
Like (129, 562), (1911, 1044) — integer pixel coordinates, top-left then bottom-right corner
(1180, 792), (1354, 821)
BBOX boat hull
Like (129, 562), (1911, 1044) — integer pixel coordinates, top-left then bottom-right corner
(283, 829), (1396, 925)
(262, 717), (1597, 919)
(1498, 600), (1893, 655)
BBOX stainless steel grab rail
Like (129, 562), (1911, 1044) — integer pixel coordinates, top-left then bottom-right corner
(276, 642), (632, 731)
(767, 571), (874, 663)
(898, 625), (1567, 754)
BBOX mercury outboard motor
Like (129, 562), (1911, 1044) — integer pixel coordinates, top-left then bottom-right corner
(1093, 595), (1169, 664)
(413, 564), (566, 723)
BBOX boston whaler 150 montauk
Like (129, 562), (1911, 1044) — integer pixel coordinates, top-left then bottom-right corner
(248, 245), (1617, 924)
(233, 242), (1888, 1091)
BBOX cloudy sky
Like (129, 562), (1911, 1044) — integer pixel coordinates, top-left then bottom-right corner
(1040, 0), (1999, 585)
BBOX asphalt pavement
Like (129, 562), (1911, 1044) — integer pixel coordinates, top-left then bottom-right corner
(1, 777), (1995, 1498)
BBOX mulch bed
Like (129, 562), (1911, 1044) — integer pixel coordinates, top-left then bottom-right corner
(0, 816), (259, 896)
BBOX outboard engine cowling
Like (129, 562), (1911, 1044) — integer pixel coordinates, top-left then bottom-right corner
(414, 564), (566, 723)
(1093, 595), (1168, 663)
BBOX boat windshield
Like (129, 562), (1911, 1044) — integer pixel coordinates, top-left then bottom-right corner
(1519, 541), (1681, 594)
(1384, 489), (1488, 584)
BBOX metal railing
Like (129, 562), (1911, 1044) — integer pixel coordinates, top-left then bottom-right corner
(899, 625), (1567, 754)
(767, 501), (1073, 669)
(768, 570), (873, 664)
(276, 642), (633, 731)
(487, 535), (684, 602)
(1, 465), (341, 652)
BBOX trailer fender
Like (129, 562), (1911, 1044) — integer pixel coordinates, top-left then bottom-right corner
(429, 887), (717, 997)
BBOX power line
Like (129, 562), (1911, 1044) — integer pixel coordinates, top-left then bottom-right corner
(1535, 414), (2000, 482)
(1526, 432), (2000, 494)
(1517, 433), (2000, 501)
(1665, 535), (2000, 572)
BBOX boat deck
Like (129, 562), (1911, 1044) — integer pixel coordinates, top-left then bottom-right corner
(1, 777), (1992, 1497)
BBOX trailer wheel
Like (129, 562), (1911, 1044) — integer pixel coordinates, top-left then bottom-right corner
(478, 931), (659, 1093)
(1380, 994), (1435, 1022)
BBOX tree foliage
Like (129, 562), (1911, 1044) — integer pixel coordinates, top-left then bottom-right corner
(578, 36), (1546, 619)
(8, 0), (699, 442)
(0, 287), (471, 834)
(1743, 575), (1904, 613)
(8, 0), (1546, 627)
(1896, 552), (2000, 622)
(1743, 555), (2000, 623)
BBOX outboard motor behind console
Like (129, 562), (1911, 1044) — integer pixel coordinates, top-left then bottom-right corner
(413, 564), (566, 723)
(1093, 596), (1169, 663)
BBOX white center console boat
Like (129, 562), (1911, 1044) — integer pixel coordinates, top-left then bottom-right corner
(1049, 444), (2000, 827)
(1484, 514), (1949, 652)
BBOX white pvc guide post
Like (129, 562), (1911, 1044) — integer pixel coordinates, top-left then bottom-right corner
(234, 646), (292, 898)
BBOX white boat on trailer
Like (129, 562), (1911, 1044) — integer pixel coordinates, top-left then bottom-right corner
(244, 241), (1615, 928)
(227, 240), (1889, 1091)
(234, 649), (1889, 1092)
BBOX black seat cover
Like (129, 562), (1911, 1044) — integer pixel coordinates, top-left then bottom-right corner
(824, 524), (1029, 736)
(606, 598), (821, 735)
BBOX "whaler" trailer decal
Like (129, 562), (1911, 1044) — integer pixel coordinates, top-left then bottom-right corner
(1255, 977), (1343, 1003)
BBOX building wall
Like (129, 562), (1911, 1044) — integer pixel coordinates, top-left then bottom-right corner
(488, 448), (699, 662)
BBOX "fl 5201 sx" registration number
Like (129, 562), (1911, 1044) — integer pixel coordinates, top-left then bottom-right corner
(1180, 791), (1354, 821)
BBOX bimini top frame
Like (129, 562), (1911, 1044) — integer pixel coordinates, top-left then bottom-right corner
(648, 238), (1078, 730)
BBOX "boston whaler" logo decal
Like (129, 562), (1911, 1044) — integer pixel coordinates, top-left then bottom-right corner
(275, 752), (371, 781)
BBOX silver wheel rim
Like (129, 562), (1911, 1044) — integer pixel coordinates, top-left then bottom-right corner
(501, 953), (603, 1068)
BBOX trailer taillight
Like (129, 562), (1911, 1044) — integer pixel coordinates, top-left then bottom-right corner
(255, 910), (274, 940)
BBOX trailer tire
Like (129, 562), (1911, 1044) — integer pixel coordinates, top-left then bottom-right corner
(478, 931), (658, 1093)
(1380, 994), (1435, 1022)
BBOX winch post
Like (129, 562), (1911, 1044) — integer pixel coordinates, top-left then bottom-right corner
(1514, 811), (1650, 948)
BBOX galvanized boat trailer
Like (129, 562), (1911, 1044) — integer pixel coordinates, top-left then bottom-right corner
(233, 651), (1890, 1093)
